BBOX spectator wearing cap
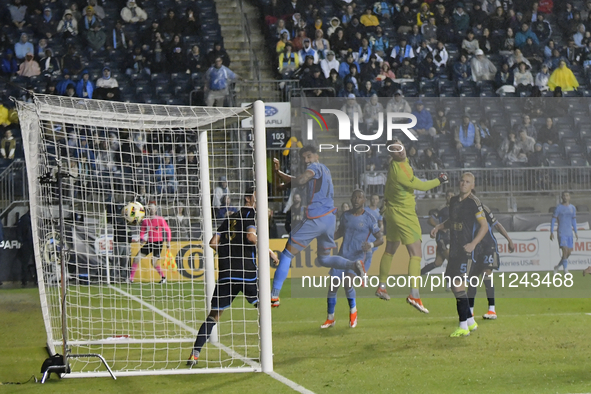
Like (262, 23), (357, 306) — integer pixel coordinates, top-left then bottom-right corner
(452, 3), (470, 37)
(35, 7), (58, 39)
(204, 58), (238, 106)
(471, 49), (497, 81)
(207, 42), (231, 67)
(294, 55), (316, 79)
(455, 114), (481, 150)
(1, 50), (18, 76)
(17, 52), (40, 77)
(301, 66), (328, 97)
(57, 9), (78, 39)
(298, 38), (319, 64)
(121, 0), (147, 24)
(8, 0), (27, 30)
(76, 70), (94, 99)
(14, 33), (34, 61)
(278, 42), (299, 77)
(338, 53), (360, 79)
(82, 6), (107, 51)
(95, 67), (120, 101)
(389, 37), (414, 67)
(213, 176), (230, 209)
(320, 50), (339, 78)
(411, 101), (436, 137)
(370, 26), (390, 58)
(39, 48), (60, 77)
(338, 81), (360, 97)
(87, 0), (105, 20)
(515, 22), (539, 48)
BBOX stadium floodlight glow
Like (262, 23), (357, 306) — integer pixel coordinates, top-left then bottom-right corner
(16, 95), (272, 379)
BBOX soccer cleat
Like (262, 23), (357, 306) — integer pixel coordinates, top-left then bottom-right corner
(583, 267), (591, 276)
(353, 260), (366, 277)
(553, 265), (560, 274)
(159, 277), (167, 284)
(186, 351), (199, 367)
(450, 327), (470, 337)
(406, 296), (429, 314)
(375, 286), (390, 301)
(468, 322), (478, 331)
(349, 311), (357, 328)
(271, 297), (280, 308)
(320, 319), (335, 329)
(483, 311), (497, 320)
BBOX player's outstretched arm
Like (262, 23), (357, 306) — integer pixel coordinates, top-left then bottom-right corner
(395, 167), (448, 191)
(273, 158), (296, 184)
(494, 222), (515, 252)
(430, 220), (447, 238)
(209, 234), (220, 252)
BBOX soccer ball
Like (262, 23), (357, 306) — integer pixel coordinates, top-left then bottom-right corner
(123, 202), (145, 225)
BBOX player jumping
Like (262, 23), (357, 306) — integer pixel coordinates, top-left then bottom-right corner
(375, 140), (448, 313)
(129, 202), (171, 284)
(321, 190), (384, 329)
(187, 188), (279, 366)
(431, 173), (488, 337)
(468, 204), (515, 320)
(551, 191), (578, 275)
(271, 145), (365, 307)
(421, 190), (454, 277)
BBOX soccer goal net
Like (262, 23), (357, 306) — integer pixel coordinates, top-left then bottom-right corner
(16, 95), (272, 377)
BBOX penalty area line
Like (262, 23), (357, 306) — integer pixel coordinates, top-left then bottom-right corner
(109, 286), (316, 394)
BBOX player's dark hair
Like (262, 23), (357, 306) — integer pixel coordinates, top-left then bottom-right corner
(299, 145), (317, 157)
(352, 188), (365, 197)
(244, 186), (255, 203)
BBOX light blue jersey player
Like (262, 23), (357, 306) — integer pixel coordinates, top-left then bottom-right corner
(321, 190), (383, 329)
(271, 146), (365, 307)
(551, 191), (578, 274)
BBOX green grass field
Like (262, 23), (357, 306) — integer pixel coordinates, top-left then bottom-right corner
(1, 279), (590, 394)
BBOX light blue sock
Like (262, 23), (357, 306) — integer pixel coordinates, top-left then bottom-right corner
(271, 249), (295, 297)
(318, 254), (353, 270)
(562, 259), (568, 271)
(345, 286), (356, 309)
(327, 290), (337, 315)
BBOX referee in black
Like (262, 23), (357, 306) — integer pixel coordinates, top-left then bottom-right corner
(187, 187), (279, 366)
(431, 172), (489, 338)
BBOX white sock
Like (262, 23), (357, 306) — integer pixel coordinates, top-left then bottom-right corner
(410, 288), (420, 298)
(327, 313), (335, 320)
(470, 307), (474, 316)
(467, 316), (475, 326)
(350, 306), (357, 314)
(459, 321), (468, 330)
(489, 305), (495, 312)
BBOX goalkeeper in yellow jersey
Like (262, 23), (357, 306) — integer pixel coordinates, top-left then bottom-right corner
(375, 140), (448, 313)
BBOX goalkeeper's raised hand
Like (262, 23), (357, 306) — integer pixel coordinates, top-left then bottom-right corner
(437, 173), (449, 184)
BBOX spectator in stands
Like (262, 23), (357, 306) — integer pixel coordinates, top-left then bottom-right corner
(62, 45), (82, 76)
(125, 46), (150, 75)
(340, 94), (363, 125)
(507, 48), (531, 69)
(161, 9), (181, 35)
(489, 6), (507, 34)
(182, 7), (200, 36)
(537, 117), (559, 149)
(274, 19), (290, 40)
(434, 107), (450, 136)
(563, 39), (578, 64)
(418, 53), (437, 80)
(361, 54), (381, 80)
(277, 32), (289, 54)
(513, 61), (534, 93)
(453, 3), (470, 37)
(411, 100), (436, 137)
(534, 63), (550, 90)
(499, 27), (516, 55)
(431, 41), (448, 71)
(213, 176), (229, 209)
(386, 90), (411, 113)
(313, 30), (330, 60)
(327, 69), (343, 95)
(338, 80), (359, 97)
(107, 20), (127, 51)
(1, 130), (16, 161)
(329, 28), (348, 57)
(187, 45), (206, 74)
(95, 67), (120, 101)
(396, 5), (415, 34)
(285, 193), (304, 233)
(35, 7), (58, 39)
(363, 94), (383, 130)
(518, 127), (536, 155)
(375, 61), (396, 81)
(499, 130), (527, 163)
(156, 155), (177, 194)
(320, 50), (338, 78)
(548, 59), (579, 91)
(57, 9), (78, 39)
(471, 49), (497, 82)
(359, 80), (376, 97)
(479, 28), (494, 54)
(455, 114), (481, 150)
(528, 143), (547, 167)
(17, 52), (40, 77)
(417, 3), (435, 28)
(1, 49), (18, 76)
(462, 31), (480, 55)
(521, 37), (542, 67)
(207, 42), (231, 67)
(397, 57), (416, 79)
(301, 66), (328, 97)
(377, 76), (396, 96)
(39, 48), (60, 78)
(415, 40), (433, 64)
(515, 22), (539, 48)
(371, 26), (390, 58)
(421, 17), (438, 45)
(8, 0), (27, 30)
(533, 14), (552, 44)
(167, 35), (186, 73)
(408, 25), (424, 48)
(520, 114), (538, 140)
(420, 147), (444, 170)
(0, 102), (11, 140)
(389, 37), (414, 67)
(338, 53), (360, 78)
(56, 70), (75, 95)
(298, 38), (319, 64)
(87, 0), (105, 20)
(65, 84), (76, 98)
(14, 33), (33, 61)
(205, 56), (238, 105)
(121, 0), (147, 25)
(360, 7), (379, 28)
(454, 54), (472, 81)
(278, 42), (299, 77)
(76, 70), (94, 99)
(82, 6), (107, 51)
(294, 54), (315, 79)
(169, 206), (191, 241)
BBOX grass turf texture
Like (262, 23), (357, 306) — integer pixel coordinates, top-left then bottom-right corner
(1, 280), (590, 393)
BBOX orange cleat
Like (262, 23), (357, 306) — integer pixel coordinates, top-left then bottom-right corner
(482, 311), (497, 320)
(320, 319), (335, 329)
(406, 296), (429, 313)
(349, 311), (357, 328)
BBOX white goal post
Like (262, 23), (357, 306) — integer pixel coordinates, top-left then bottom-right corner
(15, 95), (273, 377)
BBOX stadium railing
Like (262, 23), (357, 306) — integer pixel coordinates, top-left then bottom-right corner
(0, 159), (28, 214)
(231, 79), (300, 103)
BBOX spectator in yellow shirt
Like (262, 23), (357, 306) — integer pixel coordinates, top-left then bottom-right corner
(360, 8), (379, 27)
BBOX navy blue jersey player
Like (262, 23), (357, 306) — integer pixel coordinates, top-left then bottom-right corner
(422, 190), (454, 276)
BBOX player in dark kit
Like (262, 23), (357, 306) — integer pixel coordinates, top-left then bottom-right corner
(422, 190), (454, 276)
(468, 204), (514, 320)
(431, 173), (489, 337)
(187, 188), (279, 366)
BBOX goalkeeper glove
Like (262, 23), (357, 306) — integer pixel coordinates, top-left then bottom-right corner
(437, 173), (449, 184)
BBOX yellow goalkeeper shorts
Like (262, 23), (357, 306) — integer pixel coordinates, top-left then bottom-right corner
(384, 205), (422, 245)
